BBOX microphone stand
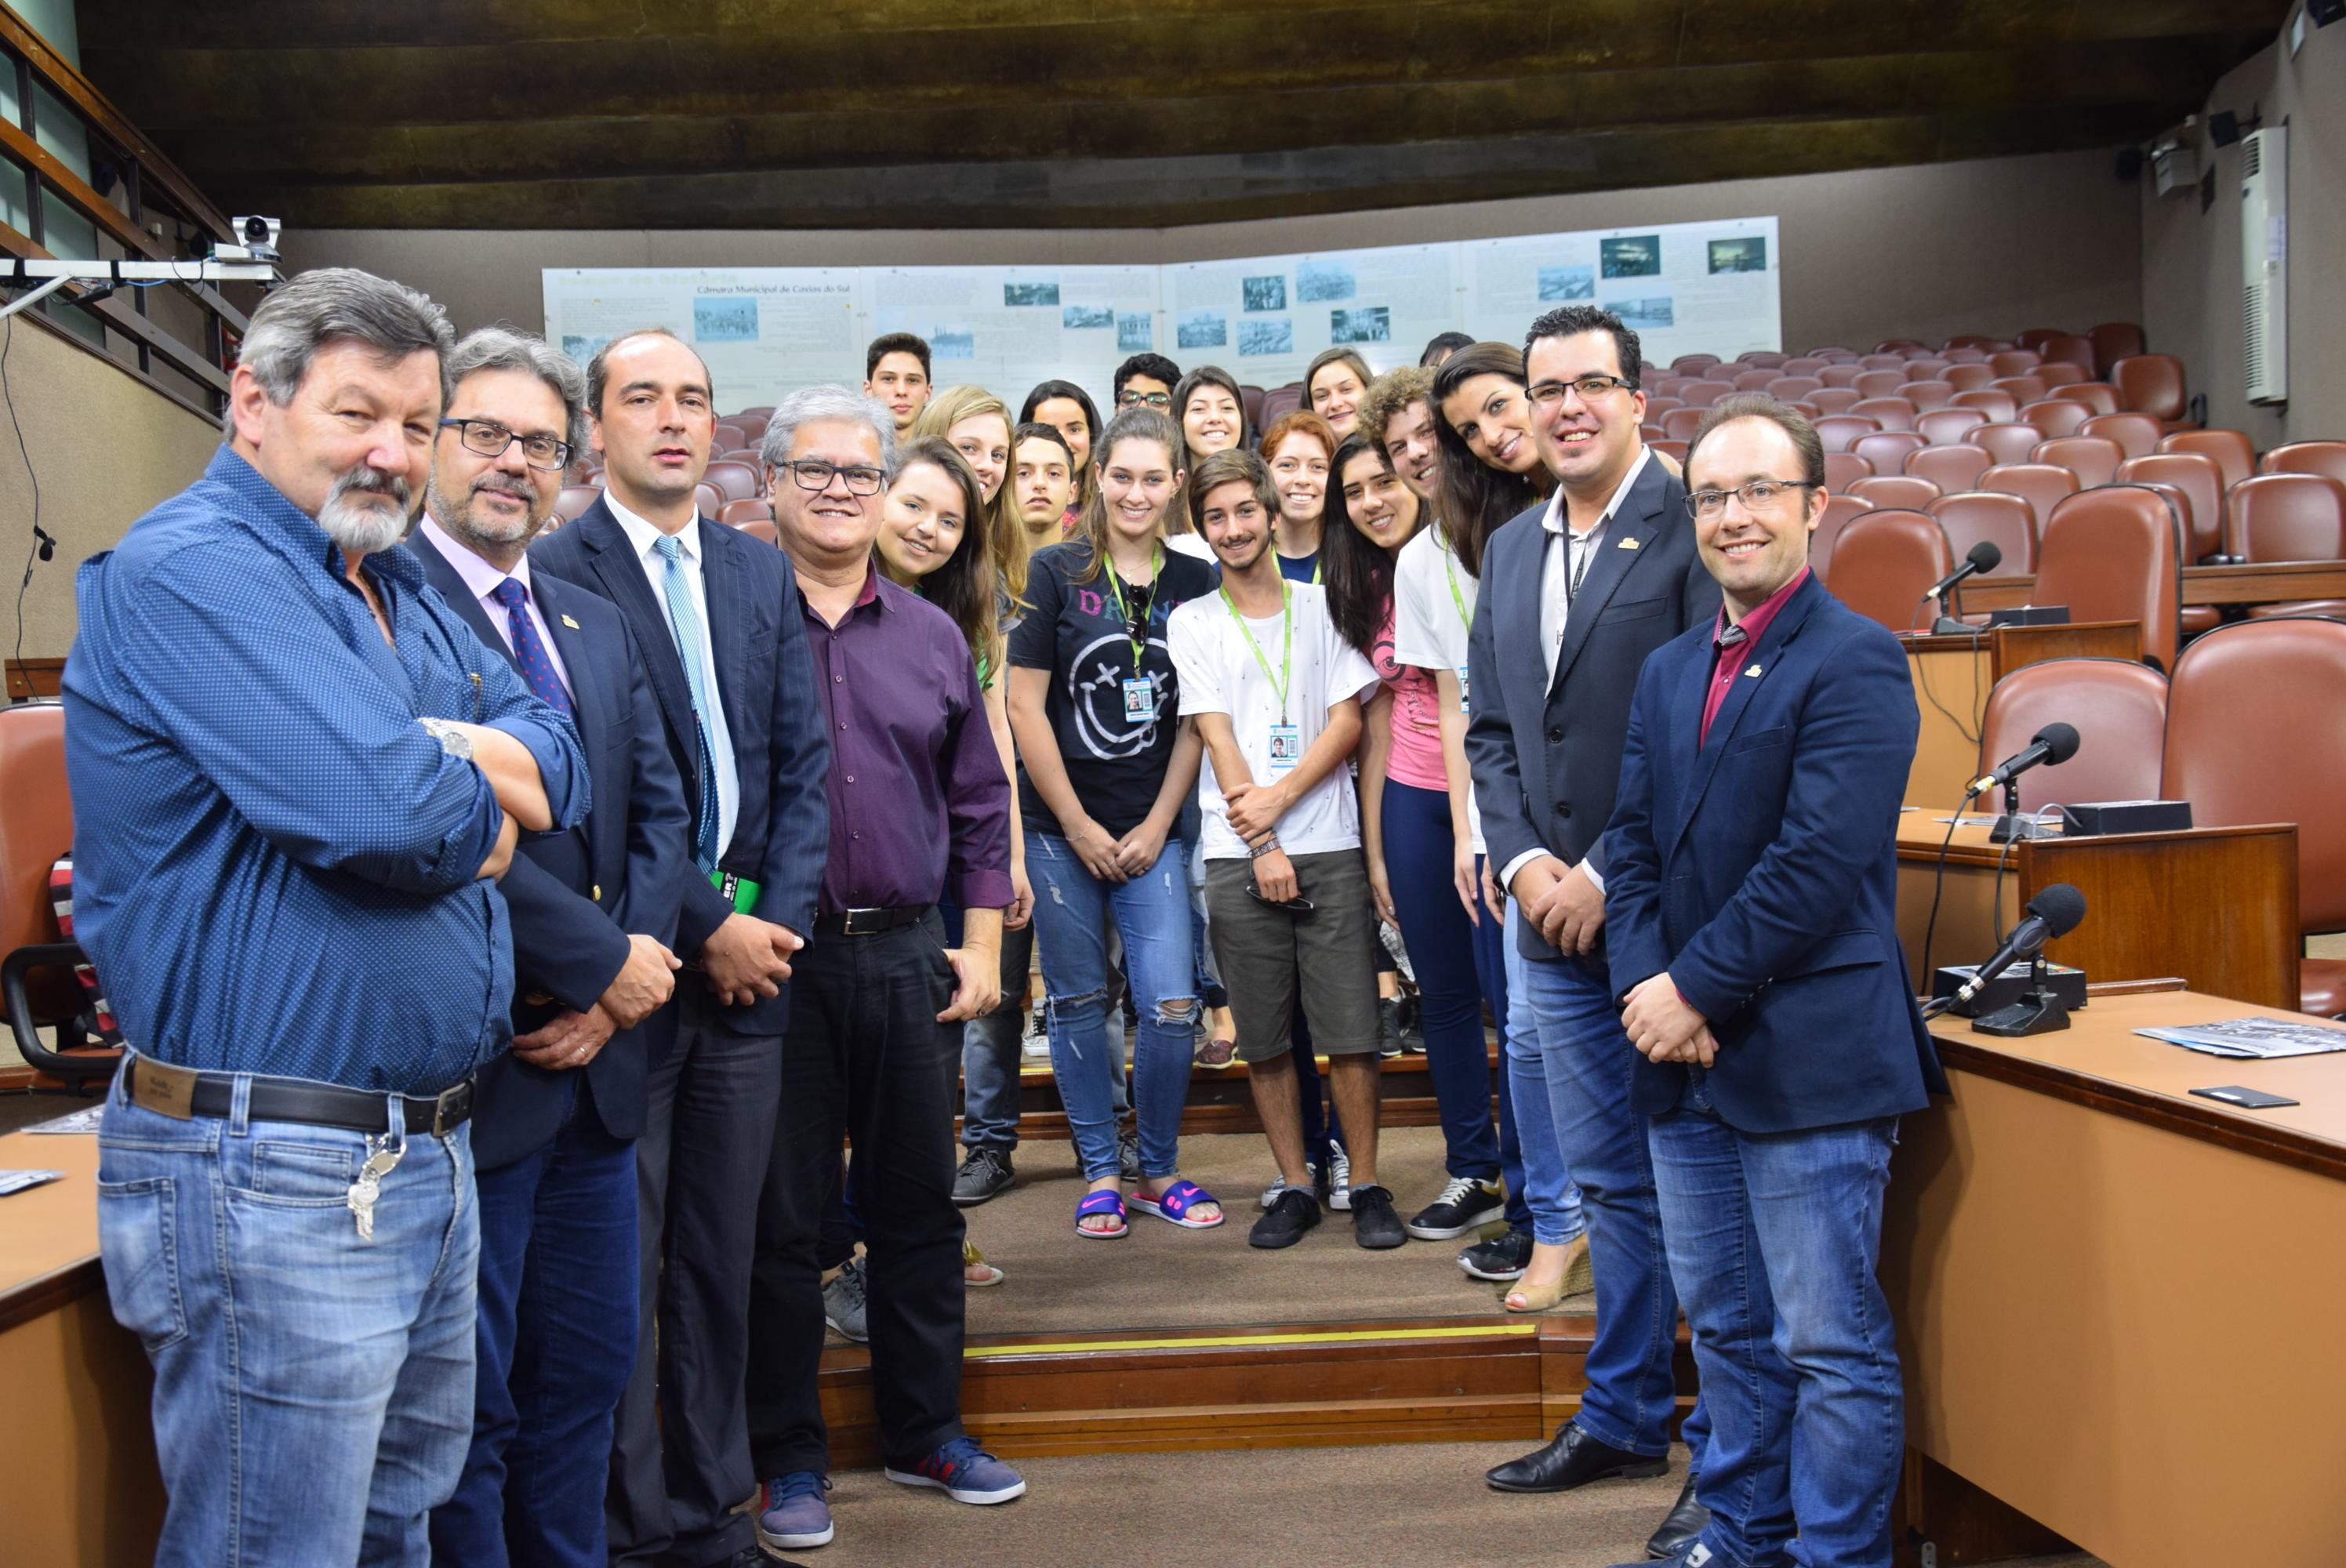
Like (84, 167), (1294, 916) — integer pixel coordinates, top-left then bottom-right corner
(1929, 574), (1974, 637)
(1988, 776), (2046, 844)
(1971, 952), (2073, 1037)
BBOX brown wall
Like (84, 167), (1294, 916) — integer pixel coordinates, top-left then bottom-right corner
(283, 148), (2142, 374)
(2141, 18), (2343, 446)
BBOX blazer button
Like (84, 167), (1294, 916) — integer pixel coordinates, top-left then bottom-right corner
(1545, 727), (1563, 743)
(592, 884), (602, 901)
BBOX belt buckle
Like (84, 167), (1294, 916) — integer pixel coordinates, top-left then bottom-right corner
(431, 1079), (471, 1138)
(841, 907), (885, 936)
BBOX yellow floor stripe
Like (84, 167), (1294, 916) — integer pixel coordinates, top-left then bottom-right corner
(965, 1322), (1538, 1359)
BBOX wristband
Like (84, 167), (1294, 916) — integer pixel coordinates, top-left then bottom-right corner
(1247, 833), (1282, 859)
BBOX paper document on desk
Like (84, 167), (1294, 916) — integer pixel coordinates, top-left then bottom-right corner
(26, 1105), (103, 1134)
(2137, 1018), (2346, 1058)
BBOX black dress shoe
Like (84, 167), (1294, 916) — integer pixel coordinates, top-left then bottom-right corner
(1485, 1421), (1670, 1494)
(1646, 1469), (1709, 1558)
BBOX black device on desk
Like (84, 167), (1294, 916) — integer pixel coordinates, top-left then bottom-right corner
(2062, 800), (2194, 837)
(2191, 1085), (2301, 1109)
(1986, 606), (2072, 628)
(1924, 884), (2088, 1036)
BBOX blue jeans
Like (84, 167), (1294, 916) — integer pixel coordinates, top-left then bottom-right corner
(1518, 943), (1704, 1462)
(1473, 864), (1534, 1232)
(97, 1061), (478, 1566)
(1027, 829), (1200, 1181)
(1500, 905), (1585, 1245)
(957, 908), (1036, 1150)
(1382, 781), (1503, 1183)
(1650, 1088), (1902, 1568)
(431, 1082), (637, 1568)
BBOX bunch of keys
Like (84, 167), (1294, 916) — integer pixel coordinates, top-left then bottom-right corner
(346, 1131), (405, 1243)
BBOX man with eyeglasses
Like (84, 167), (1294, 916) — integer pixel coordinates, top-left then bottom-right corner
(1470, 305), (1717, 1559)
(1597, 394), (1940, 1568)
(1113, 351), (1182, 413)
(529, 327), (831, 1568)
(408, 328), (693, 1566)
(745, 386), (1022, 1556)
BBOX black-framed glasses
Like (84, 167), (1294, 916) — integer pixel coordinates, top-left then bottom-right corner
(439, 418), (570, 471)
(1525, 374), (1639, 408)
(773, 458), (886, 495)
(1684, 478), (1814, 519)
(1117, 390), (1173, 408)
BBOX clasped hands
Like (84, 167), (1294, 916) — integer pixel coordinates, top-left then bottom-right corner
(1622, 972), (1717, 1067)
(514, 931), (681, 1071)
(1509, 854), (1606, 955)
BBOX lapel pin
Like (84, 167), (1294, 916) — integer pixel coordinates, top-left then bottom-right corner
(1745, 663), (1763, 677)
(1618, 536), (1640, 550)
(561, 614), (581, 629)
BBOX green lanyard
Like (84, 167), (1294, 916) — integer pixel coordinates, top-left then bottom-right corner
(1440, 536), (1472, 633)
(1103, 546), (1161, 673)
(1220, 576), (1295, 722)
(1311, 554), (1323, 586)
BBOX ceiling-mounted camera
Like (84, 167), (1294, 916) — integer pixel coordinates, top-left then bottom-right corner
(216, 216), (283, 263)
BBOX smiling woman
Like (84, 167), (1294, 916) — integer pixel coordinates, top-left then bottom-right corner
(1431, 342), (1555, 578)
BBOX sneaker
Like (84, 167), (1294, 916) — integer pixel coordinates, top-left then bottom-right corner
(822, 1257), (868, 1342)
(884, 1436), (1027, 1505)
(1349, 1184), (1408, 1249)
(1258, 1161), (1317, 1209)
(755, 1471), (834, 1552)
(1407, 1176), (1507, 1240)
(1250, 1188), (1324, 1248)
(1398, 994), (1425, 1053)
(1117, 1126), (1141, 1180)
(1377, 995), (1405, 1057)
(1327, 1144), (1353, 1211)
(953, 1145), (1015, 1206)
(1458, 1229), (1534, 1281)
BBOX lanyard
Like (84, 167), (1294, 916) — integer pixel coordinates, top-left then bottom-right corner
(1220, 576), (1294, 722)
(1562, 524), (1598, 605)
(1103, 546), (1161, 673)
(1440, 536), (1472, 633)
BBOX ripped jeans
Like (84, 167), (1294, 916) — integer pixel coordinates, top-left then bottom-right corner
(1026, 829), (1200, 1182)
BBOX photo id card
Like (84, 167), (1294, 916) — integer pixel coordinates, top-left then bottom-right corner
(1267, 722), (1302, 775)
(1122, 675), (1154, 722)
(1456, 664), (1471, 713)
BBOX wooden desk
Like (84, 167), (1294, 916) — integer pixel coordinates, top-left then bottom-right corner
(1894, 808), (2300, 1007)
(1901, 621), (2142, 807)
(1885, 988), (2346, 1566)
(1963, 560), (2346, 615)
(0, 1128), (162, 1565)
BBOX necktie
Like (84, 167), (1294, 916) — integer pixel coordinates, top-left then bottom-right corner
(652, 535), (723, 870)
(487, 578), (574, 722)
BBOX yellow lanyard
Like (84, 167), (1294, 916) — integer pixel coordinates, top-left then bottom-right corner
(1219, 576), (1294, 722)
(1440, 536), (1472, 632)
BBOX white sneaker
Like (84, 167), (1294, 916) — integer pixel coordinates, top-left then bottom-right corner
(1329, 1145), (1353, 1211)
(1258, 1160), (1317, 1208)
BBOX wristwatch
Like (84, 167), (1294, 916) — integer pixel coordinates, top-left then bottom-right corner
(420, 717), (475, 761)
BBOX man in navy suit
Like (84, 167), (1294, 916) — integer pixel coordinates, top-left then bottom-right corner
(529, 328), (830, 1568)
(410, 328), (692, 1567)
(1600, 394), (1945, 1568)
(1470, 307), (1716, 1553)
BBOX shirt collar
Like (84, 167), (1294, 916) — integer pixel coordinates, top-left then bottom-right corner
(416, 514), (531, 604)
(1542, 445), (1653, 539)
(1715, 565), (1812, 651)
(604, 488), (700, 566)
(205, 446), (426, 593)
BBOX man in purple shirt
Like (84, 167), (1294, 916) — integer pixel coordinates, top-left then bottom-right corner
(743, 386), (1022, 1555)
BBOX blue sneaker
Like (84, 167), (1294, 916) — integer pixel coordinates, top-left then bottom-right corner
(755, 1471), (833, 1551)
(883, 1436), (1027, 1504)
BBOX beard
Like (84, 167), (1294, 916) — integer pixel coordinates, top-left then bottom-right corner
(316, 464), (412, 556)
(428, 470), (543, 549)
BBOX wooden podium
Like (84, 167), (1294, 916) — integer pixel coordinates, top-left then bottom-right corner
(1901, 621), (2141, 807)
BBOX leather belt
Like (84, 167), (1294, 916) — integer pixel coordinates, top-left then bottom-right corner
(124, 1054), (475, 1137)
(812, 904), (932, 937)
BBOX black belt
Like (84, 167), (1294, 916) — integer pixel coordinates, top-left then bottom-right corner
(124, 1054), (474, 1137)
(812, 904), (932, 937)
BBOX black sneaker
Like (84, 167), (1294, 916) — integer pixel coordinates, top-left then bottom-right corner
(953, 1145), (1014, 1206)
(1117, 1126), (1141, 1180)
(1458, 1229), (1533, 1280)
(1349, 1184), (1407, 1249)
(1377, 996), (1405, 1058)
(1407, 1176), (1506, 1240)
(1248, 1188), (1323, 1249)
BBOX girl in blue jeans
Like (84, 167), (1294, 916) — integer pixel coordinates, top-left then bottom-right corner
(1007, 408), (1224, 1237)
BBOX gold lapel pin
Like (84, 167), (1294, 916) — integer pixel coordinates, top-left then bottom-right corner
(1618, 536), (1640, 550)
(561, 614), (581, 629)
(1745, 663), (1763, 677)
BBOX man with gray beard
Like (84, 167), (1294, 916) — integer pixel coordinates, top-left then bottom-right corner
(64, 269), (590, 1566)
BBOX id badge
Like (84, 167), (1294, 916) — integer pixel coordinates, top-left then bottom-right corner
(1122, 675), (1154, 723)
(1455, 663), (1471, 713)
(1266, 722), (1302, 775)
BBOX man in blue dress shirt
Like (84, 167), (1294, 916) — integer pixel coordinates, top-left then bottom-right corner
(63, 268), (589, 1567)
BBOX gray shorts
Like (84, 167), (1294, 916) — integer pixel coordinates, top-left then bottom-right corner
(1203, 849), (1382, 1065)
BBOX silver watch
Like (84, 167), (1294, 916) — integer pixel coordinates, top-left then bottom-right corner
(420, 717), (474, 761)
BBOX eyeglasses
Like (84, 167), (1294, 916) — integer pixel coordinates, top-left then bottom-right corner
(439, 418), (570, 471)
(1117, 390), (1173, 408)
(1525, 374), (1638, 408)
(1683, 478), (1814, 519)
(773, 458), (887, 495)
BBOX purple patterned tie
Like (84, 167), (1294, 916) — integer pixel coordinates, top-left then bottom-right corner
(488, 578), (573, 721)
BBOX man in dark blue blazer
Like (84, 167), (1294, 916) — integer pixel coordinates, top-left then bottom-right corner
(529, 328), (830, 1568)
(1600, 394), (1945, 1568)
(1470, 308), (1715, 1552)
(410, 330), (692, 1568)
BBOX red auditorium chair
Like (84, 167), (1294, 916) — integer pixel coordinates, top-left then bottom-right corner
(1733, 368), (1779, 392)
(1649, 376), (1689, 400)
(2033, 362), (2089, 390)
(1905, 443), (1993, 494)
(1861, 354), (1910, 371)
(1258, 383), (1304, 426)
(2029, 435), (2124, 489)
(730, 517), (779, 546)
(1650, 439), (1690, 465)
(1905, 360), (1953, 382)
(694, 481), (724, 517)
(1988, 350), (2043, 379)
(1781, 357), (1829, 377)
(1663, 407), (1706, 442)
(2061, 382), (2123, 417)
(1848, 475), (1940, 513)
(1991, 376), (2049, 405)
(1814, 416), (1880, 455)
(2019, 400), (2094, 440)
(2162, 616), (2346, 1016)
(1820, 365), (1868, 389)
(2088, 323), (2148, 379)
(1899, 381), (1956, 412)
(1, 701), (124, 1089)
(1739, 351), (1789, 371)
(1952, 389), (2019, 423)
(711, 420), (749, 451)
(2117, 453), (2225, 564)
(2226, 474), (2346, 620)
(2039, 335), (2097, 373)
(1977, 463), (2080, 536)
(2261, 441), (2346, 485)
(1979, 659), (2166, 814)
(1939, 348), (1988, 365)
(2111, 354), (2192, 430)
(2015, 329), (2065, 354)
(1915, 408), (1988, 447)
(1848, 397), (1916, 432)
(1945, 364), (1997, 392)
(2159, 427), (2256, 490)
(1824, 451), (1872, 492)
(555, 485), (601, 521)
(1644, 394), (1686, 417)
(1767, 376), (1823, 401)
(702, 459), (764, 505)
(1930, 490), (2039, 572)
(1853, 431), (1927, 475)
(1672, 353), (1721, 373)
(1679, 379), (1735, 408)
(1810, 387), (1864, 415)
(1240, 386), (1266, 427)
(1943, 335), (1998, 352)
(2035, 486), (2183, 671)
(2079, 412), (2163, 461)
(1827, 510), (1952, 633)
(1853, 371), (1907, 400)
(1972, 423), (2046, 467)
(717, 497), (775, 529)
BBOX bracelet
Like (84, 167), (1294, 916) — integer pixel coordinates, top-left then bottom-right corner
(1247, 833), (1281, 858)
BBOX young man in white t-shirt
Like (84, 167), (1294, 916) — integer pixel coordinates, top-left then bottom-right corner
(1167, 449), (1406, 1250)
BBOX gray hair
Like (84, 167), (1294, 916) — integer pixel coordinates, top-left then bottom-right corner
(445, 326), (589, 458)
(760, 384), (899, 478)
(229, 267), (454, 432)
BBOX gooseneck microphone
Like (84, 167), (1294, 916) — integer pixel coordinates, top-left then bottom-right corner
(1953, 884), (2086, 1005)
(1968, 721), (2080, 799)
(1925, 539), (2003, 603)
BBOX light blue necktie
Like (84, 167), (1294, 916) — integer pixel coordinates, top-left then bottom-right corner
(652, 535), (722, 871)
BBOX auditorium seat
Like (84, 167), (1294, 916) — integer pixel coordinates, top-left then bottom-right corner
(1678, 379), (1734, 408)
(2019, 400), (2094, 440)
(2036, 365), (2090, 393)
(1820, 365), (1868, 389)
(1861, 353), (1909, 372)
(1990, 376), (2049, 407)
(731, 517), (779, 546)
(2035, 486), (2183, 671)
(1739, 351), (1789, 371)
(1810, 387), (1864, 415)
(0, 701), (116, 1087)
(1847, 474), (1940, 513)
(1906, 443), (1994, 494)
(1650, 376), (1690, 400)
(2162, 615), (2346, 1016)
(1981, 658), (2166, 814)
(1939, 348), (1988, 365)
(1258, 384), (1304, 426)
(1766, 376), (1823, 401)
(2088, 322), (2148, 379)
(1853, 370), (1906, 400)
(718, 497), (775, 528)
(2059, 382), (2122, 417)
(1930, 490), (2038, 572)
(2111, 354), (2192, 428)
(1952, 389), (2020, 423)
(1898, 381), (1956, 412)
(695, 481), (724, 517)
(718, 448), (764, 466)
(1643, 394), (1685, 416)
(2261, 441), (2346, 485)
(1814, 415), (1879, 454)
(2117, 452), (2225, 564)
(2226, 474), (2346, 621)
(2030, 436), (2124, 488)
(1853, 431), (1927, 476)
(1988, 350), (2043, 379)
(1663, 407), (1706, 442)
(2079, 412), (2163, 461)
(1781, 357), (1828, 377)
(1972, 423), (2046, 467)
(1943, 335), (1998, 352)
(1811, 494), (1872, 583)
(1945, 364), (1997, 392)
(1824, 451), (1872, 492)
(556, 485), (602, 521)
(1849, 397), (1916, 432)
(1828, 510), (1952, 633)
(1650, 439), (1690, 465)
(1915, 408), (1988, 447)
(703, 459), (762, 505)
(2039, 335), (2097, 374)
(1733, 368), (1779, 392)
(1977, 463), (2079, 536)
(2015, 329), (2065, 354)
(1240, 385), (1266, 427)
(1672, 354), (1721, 375)
(711, 420), (749, 451)
(2159, 427), (2256, 490)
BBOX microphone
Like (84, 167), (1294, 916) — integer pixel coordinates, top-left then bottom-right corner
(1925, 540), (2002, 603)
(1953, 884), (2086, 1005)
(1967, 721), (2080, 799)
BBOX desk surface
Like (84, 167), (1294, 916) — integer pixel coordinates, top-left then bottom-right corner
(1962, 559), (2346, 614)
(0, 1126), (101, 1332)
